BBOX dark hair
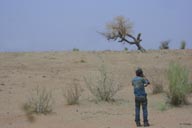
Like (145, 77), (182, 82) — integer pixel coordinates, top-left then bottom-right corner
(136, 68), (143, 77)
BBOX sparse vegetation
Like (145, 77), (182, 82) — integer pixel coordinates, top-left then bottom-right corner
(84, 64), (122, 102)
(167, 63), (191, 106)
(156, 102), (169, 111)
(23, 86), (53, 114)
(1, 50), (192, 128)
(63, 79), (82, 105)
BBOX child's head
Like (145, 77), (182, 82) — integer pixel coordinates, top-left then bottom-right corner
(136, 67), (144, 77)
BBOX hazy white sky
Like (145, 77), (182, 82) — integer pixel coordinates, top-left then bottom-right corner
(1, 0), (192, 52)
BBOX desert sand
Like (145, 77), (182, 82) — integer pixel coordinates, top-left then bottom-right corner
(0, 50), (192, 128)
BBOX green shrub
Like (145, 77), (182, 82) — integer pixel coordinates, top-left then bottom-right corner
(180, 40), (186, 49)
(73, 48), (79, 51)
(156, 102), (169, 111)
(63, 79), (82, 105)
(167, 63), (190, 105)
(124, 47), (128, 51)
(84, 64), (122, 102)
(23, 86), (53, 114)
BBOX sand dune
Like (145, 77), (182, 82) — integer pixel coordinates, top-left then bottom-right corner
(0, 50), (192, 128)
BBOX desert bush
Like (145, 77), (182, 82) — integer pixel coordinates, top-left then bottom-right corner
(167, 63), (191, 105)
(80, 59), (86, 63)
(84, 64), (122, 102)
(159, 40), (170, 50)
(156, 102), (169, 111)
(180, 40), (186, 49)
(63, 79), (82, 105)
(124, 47), (128, 51)
(23, 86), (53, 114)
(73, 48), (79, 51)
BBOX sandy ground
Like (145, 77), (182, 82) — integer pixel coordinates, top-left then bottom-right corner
(0, 50), (192, 128)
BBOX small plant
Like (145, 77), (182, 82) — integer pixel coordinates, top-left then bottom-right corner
(124, 47), (128, 51)
(23, 86), (53, 114)
(84, 64), (122, 102)
(73, 48), (79, 52)
(80, 59), (86, 63)
(180, 40), (186, 49)
(157, 102), (169, 111)
(63, 79), (82, 105)
(167, 63), (190, 105)
(159, 40), (170, 50)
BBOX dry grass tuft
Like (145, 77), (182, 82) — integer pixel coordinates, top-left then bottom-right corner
(23, 86), (53, 115)
(84, 64), (122, 102)
(63, 79), (82, 105)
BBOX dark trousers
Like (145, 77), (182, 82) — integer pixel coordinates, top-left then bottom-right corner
(135, 96), (148, 123)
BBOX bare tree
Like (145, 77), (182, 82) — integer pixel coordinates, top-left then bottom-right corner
(100, 16), (146, 52)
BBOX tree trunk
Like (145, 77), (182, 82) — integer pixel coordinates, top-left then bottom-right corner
(136, 43), (146, 52)
(123, 33), (146, 52)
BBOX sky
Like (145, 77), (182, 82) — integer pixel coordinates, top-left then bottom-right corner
(0, 0), (192, 52)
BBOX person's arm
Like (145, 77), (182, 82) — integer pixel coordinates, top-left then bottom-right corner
(143, 77), (150, 87)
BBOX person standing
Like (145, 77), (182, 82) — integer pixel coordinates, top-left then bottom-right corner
(132, 68), (150, 127)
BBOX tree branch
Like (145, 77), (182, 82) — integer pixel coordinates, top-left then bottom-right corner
(118, 37), (137, 45)
(127, 34), (137, 42)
